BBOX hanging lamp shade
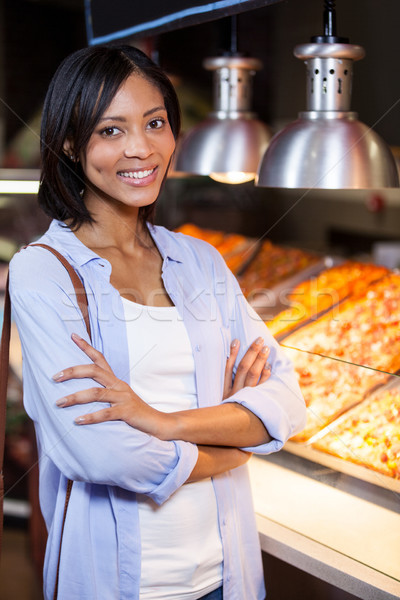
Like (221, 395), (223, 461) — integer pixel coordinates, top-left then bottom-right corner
(174, 55), (271, 184)
(257, 2), (399, 189)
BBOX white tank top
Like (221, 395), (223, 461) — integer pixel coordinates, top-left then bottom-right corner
(121, 297), (223, 600)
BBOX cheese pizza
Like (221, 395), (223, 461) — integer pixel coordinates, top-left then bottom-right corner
(268, 261), (388, 338)
(313, 386), (400, 479)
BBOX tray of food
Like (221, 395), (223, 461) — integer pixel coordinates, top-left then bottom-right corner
(175, 223), (260, 275)
(283, 441), (400, 493)
(281, 271), (400, 442)
(282, 271), (400, 372)
(311, 381), (400, 481)
(284, 377), (400, 492)
(283, 349), (387, 443)
(237, 239), (321, 300)
(246, 255), (338, 323)
(268, 260), (389, 339)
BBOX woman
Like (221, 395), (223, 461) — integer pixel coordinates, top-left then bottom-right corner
(9, 45), (306, 599)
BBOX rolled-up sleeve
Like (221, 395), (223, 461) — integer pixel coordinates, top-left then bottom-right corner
(9, 250), (198, 505)
(219, 259), (307, 454)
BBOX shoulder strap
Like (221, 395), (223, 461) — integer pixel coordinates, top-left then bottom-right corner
(31, 243), (92, 339)
(31, 244), (92, 598)
(0, 272), (11, 557)
(0, 243), (92, 586)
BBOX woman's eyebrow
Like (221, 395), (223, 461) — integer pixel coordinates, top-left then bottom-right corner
(99, 115), (127, 122)
(143, 105), (167, 117)
(99, 106), (167, 122)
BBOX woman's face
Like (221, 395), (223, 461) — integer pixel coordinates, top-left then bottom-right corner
(79, 73), (176, 216)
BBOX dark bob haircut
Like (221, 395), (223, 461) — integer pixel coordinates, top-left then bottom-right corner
(38, 45), (181, 229)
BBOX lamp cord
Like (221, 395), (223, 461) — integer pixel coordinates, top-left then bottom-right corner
(311, 0), (348, 44)
(230, 14), (238, 55)
(323, 0), (337, 38)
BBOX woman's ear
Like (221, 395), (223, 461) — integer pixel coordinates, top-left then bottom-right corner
(63, 140), (78, 162)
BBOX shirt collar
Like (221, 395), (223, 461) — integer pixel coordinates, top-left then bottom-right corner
(44, 220), (103, 267)
(147, 224), (183, 264)
(44, 220), (184, 268)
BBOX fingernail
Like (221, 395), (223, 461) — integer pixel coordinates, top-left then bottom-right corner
(256, 337), (263, 345)
(261, 345), (270, 355)
(52, 371), (64, 381)
(231, 339), (239, 348)
(264, 362), (272, 371)
(55, 398), (67, 407)
(71, 333), (83, 342)
(74, 416), (86, 425)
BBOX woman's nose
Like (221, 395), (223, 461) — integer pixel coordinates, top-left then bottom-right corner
(123, 131), (152, 159)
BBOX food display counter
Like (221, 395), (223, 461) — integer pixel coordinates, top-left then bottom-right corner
(181, 223), (400, 485)
(249, 453), (400, 600)
(178, 223), (400, 598)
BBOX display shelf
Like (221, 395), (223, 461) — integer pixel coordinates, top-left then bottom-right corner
(249, 455), (400, 599)
(248, 254), (338, 321)
(284, 440), (400, 493)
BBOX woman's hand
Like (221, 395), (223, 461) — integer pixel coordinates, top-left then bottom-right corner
(53, 333), (166, 435)
(223, 337), (271, 399)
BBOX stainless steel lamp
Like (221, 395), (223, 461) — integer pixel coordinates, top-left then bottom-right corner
(174, 54), (271, 184)
(257, 1), (399, 189)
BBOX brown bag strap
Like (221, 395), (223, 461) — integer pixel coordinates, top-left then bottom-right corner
(31, 244), (92, 339)
(30, 244), (92, 600)
(0, 272), (11, 558)
(0, 243), (92, 597)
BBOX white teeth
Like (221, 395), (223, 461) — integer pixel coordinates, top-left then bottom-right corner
(119, 169), (154, 179)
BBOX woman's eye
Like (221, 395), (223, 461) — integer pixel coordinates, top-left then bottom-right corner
(147, 118), (165, 130)
(101, 126), (120, 137)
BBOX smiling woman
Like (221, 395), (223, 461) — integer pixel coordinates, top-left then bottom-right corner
(76, 75), (176, 219)
(8, 45), (306, 600)
(38, 45), (181, 231)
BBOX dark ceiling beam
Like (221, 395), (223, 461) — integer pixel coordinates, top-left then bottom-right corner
(86, 0), (284, 45)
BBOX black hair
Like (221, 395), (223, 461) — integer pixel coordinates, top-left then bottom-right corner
(38, 45), (181, 229)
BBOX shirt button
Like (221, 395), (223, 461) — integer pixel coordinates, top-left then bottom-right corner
(195, 344), (201, 352)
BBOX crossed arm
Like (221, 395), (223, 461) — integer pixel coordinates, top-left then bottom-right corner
(53, 333), (273, 481)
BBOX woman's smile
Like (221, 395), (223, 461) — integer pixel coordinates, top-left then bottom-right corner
(117, 166), (158, 186)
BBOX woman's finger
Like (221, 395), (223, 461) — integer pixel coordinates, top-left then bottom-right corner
(243, 346), (270, 388)
(71, 333), (113, 373)
(74, 406), (119, 426)
(52, 363), (118, 389)
(258, 362), (272, 385)
(223, 339), (240, 399)
(231, 337), (264, 394)
(55, 386), (121, 408)
(73, 395), (153, 428)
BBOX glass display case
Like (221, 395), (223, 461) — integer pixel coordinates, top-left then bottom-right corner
(249, 368), (400, 599)
(245, 255), (400, 599)
(170, 222), (400, 597)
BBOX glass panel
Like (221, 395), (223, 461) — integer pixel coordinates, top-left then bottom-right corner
(255, 253), (400, 581)
(259, 357), (400, 582)
(279, 270), (400, 373)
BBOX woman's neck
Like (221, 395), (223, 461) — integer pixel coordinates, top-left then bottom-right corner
(72, 206), (169, 306)
(74, 207), (153, 256)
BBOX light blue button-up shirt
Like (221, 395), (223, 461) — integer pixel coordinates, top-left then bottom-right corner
(9, 220), (306, 600)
